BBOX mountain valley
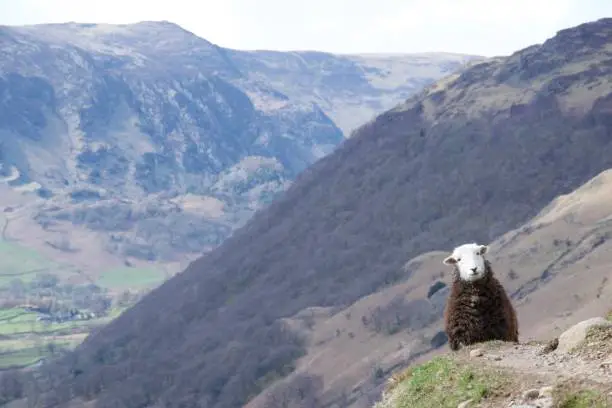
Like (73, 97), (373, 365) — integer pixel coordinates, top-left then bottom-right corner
(2, 17), (612, 408)
(0, 21), (478, 285)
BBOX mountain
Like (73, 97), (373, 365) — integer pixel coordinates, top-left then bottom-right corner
(246, 167), (612, 408)
(5, 17), (612, 408)
(225, 50), (476, 135)
(7, 167), (612, 408)
(0, 21), (477, 280)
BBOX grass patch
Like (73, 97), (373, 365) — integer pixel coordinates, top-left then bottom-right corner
(0, 240), (59, 284)
(0, 309), (104, 337)
(0, 335), (83, 352)
(0, 240), (50, 273)
(96, 266), (166, 290)
(0, 308), (26, 321)
(555, 389), (610, 408)
(376, 356), (513, 408)
(0, 306), (120, 336)
(0, 306), (126, 370)
(0, 347), (45, 369)
(0, 239), (81, 287)
(0, 340), (82, 369)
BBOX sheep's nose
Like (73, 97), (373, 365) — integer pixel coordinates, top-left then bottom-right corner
(470, 267), (477, 273)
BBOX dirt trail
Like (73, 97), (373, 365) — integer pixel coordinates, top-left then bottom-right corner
(464, 340), (612, 386)
(452, 331), (612, 407)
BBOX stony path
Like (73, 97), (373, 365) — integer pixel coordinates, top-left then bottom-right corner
(474, 341), (612, 385)
(455, 318), (612, 407)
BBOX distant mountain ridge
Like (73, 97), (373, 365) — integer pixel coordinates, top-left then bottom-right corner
(225, 49), (477, 134)
(0, 21), (478, 273)
(8, 17), (612, 408)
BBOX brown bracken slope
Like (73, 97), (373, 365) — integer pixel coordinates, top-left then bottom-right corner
(4, 17), (612, 408)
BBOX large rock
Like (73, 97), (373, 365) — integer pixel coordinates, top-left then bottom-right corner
(556, 317), (612, 353)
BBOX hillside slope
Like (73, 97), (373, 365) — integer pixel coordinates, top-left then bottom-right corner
(226, 50), (479, 135)
(0, 21), (341, 271)
(7, 163), (612, 407)
(6, 17), (612, 408)
(244, 167), (612, 408)
(374, 321), (612, 408)
(0, 21), (476, 280)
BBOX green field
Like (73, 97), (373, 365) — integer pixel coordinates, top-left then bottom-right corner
(0, 239), (82, 286)
(0, 238), (166, 290)
(0, 239), (50, 273)
(0, 307), (88, 369)
(96, 266), (167, 290)
(0, 306), (129, 369)
(0, 238), (164, 370)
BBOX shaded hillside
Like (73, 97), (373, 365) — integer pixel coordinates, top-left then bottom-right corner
(245, 167), (612, 408)
(7, 18), (612, 408)
(0, 21), (474, 278)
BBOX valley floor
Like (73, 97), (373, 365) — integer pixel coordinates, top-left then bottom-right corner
(0, 307), (125, 370)
(0, 236), (157, 371)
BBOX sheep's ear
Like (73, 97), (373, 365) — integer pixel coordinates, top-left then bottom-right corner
(478, 245), (489, 255)
(443, 255), (457, 265)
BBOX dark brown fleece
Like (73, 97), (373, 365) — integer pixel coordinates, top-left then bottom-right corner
(443, 260), (519, 351)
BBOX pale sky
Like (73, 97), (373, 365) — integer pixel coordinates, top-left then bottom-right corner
(0, 0), (611, 56)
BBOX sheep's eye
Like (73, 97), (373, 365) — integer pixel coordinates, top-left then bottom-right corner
(456, 258), (461, 262)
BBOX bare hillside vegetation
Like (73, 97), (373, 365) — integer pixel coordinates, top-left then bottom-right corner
(244, 167), (612, 408)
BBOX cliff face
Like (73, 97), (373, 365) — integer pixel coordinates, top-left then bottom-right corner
(0, 21), (476, 267)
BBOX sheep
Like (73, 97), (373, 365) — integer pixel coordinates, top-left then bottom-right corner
(441, 242), (519, 351)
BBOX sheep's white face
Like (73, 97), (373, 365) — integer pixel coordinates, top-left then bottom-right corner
(443, 243), (489, 282)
